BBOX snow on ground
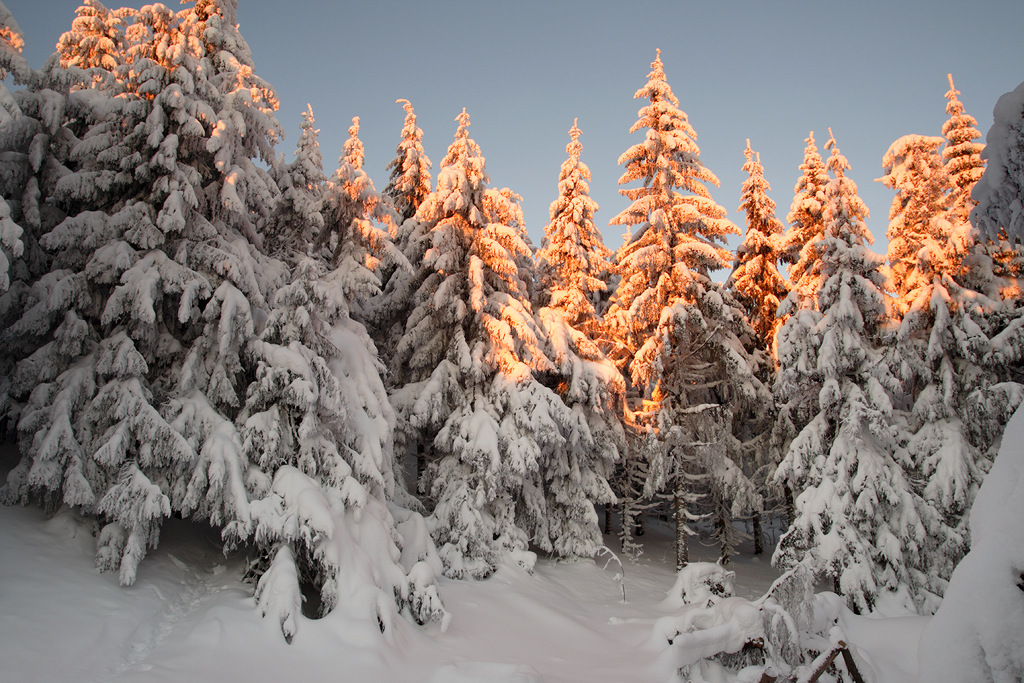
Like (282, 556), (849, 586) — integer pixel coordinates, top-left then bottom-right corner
(0, 449), (924, 683)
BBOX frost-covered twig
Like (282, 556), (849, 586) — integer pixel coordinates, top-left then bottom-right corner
(593, 545), (626, 603)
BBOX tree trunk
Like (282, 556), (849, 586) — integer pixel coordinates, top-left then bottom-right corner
(717, 506), (731, 566)
(603, 504), (613, 535)
(784, 486), (796, 530)
(675, 478), (688, 570)
(752, 512), (764, 556)
(413, 438), (425, 481)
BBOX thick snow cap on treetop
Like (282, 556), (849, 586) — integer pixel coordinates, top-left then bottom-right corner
(880, 135), (946, 175)
(972, 79), (1024, 244)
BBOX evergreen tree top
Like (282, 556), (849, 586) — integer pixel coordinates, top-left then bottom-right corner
(343, 116), (365, 170)
(613, 49), (717, 207)
(942, 74), (985, 221)
(552, 118), (595, 210)
(298, 103), (323, 168)
(738, 139), (783, 238)
(384, 98), (432, 224)
(878, 134), (950, 234)
(56, 0), (126, 75)
(536, 118), (609, 329)
(0, 0), (28, 85)
(783, 132), (828, 256)
(631, 48), (681, 113)
(566, 117), (583, 161)
(877, 134), (954, 311)
(398, 98), (420, 134)
(780, 131), (831, 302)
(442, 108), (483, 168)
(787, 132), (828, 223)
(943, 74), (983, 153)
(728, 140), (788, 352)
(823, 128), (872, 246)
(611, 50), (735, 268)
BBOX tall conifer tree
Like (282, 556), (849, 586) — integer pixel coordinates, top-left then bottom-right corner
(318, 116), (403, 318)
(535, 119), (623, 559)
(265, 104), (325, 257)
(879, 135), (954, 314)
(780, 132), (829, 309)
(2, 2), (447, 639)
(943, 74), (1021, 297)
(373, 100), (433, 369)
(879, 133), (1013, 610)
(607, 51), (762, 569)
(727, 139), (788, 354)
(726, 140), (787, 555)
(943, 74), (986, 225)
(384, 99), (432, 228)
(389, 110), (589, 578)
(771, 133), (830, 523)
(774, 131), (920, 613)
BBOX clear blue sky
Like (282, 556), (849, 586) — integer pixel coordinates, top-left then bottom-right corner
(7, 0), (1024, 275)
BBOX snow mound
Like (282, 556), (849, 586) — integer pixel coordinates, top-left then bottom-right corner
(424, 662), (544, 683)
(664, 561), (736, 608)
(917, 403), (1024, 682)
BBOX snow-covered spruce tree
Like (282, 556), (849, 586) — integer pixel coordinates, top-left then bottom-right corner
(238, 107), (446, 639)
(726, 139), (788, 356)
(241, 271), (447, 638)
(878, 135), (955, 315)
(535, 119), (615, 323)
(725, 139), (788, 556)
(0, 6), (93, 445)
(2, 0), (290, 587)
(878, 133), (1015, 611)
(780, 132), (829, 309)
(773, 131), (922, 614)
(372, 99), (434, 372)
(55, 0), (127, 84)
(606, 50), (763, 568)
(1, 0), (263, 584)
(534, 119), (623, 559)
(943, 74), (986, 226)
(390, 110), (578, 578)
(384, 99), (433, 229)
(942, 74), (1023, 300)
(263, 103), (324, 258)
(317, 115), (405, 323)
(4, 2), (446, 640)
(770, 132), (831, 527)
(0, 1), (27, 295)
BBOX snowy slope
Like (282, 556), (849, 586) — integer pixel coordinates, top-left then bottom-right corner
(0, 491), (930, 683)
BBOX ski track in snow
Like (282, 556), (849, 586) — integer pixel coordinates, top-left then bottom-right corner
(90, 555), (224, 682)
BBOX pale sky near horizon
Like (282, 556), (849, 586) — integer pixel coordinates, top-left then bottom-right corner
(7, 0), (1024, 276)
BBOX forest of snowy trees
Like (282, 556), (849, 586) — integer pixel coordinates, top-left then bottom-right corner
(2, 1), (1024, 663)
